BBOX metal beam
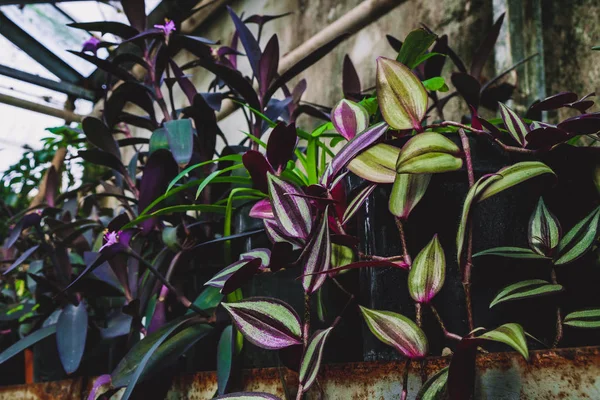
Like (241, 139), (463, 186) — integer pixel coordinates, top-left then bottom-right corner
(0, 64), (96, 100)
(0, 11), (83, 84)
(0, 92), (84, 123)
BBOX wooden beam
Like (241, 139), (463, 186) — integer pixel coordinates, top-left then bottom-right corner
(0, 92), (84, 123)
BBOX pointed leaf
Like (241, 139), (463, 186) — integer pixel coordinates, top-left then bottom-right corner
(343, 55), (361, 100)
(217, 325), (235, 395)
(477, 162), (555, 202)
(554, 207), (600, 265)
(470, 13), (505, 79)
(78, 149), (127, 177)
(222, 297), (302, 350)
(499, 102), (529, 147)
(396, 132), (462, 174)
(564, 309), (600, 329)
(227, 6), (261, 79)
(267, 173), (313, 240)
(244, 150), (273, 193)
(376, 57), (427, 130)
(529, 197), (561, 256)
(396, 28), (436, 69)
(389, 173), (431, 220)
(299, 327), (332, 391)
(259, 34), (279, 97)
(301, 210), (332, 294)
(416, 367), (448, 400)
(82, 117), (121, 160)
(164, 119), (194, 167)
(121, 0), (145, 31)
(490, 279), (564, 308)
(331, 99), (369, 141)
(205, 259), (256, 290)
(478, 323), (528, 360)
(347, 143), (399, 183)
(473, 247), (549, 259)
(0, 325), (56, 363)
(250, 198), (274, 219)
(68, 21), (138, 38)
(359, 306), (428, 359)
(447, 337), (478, 400)
(451, 72), (481, 108)
(422, 77), (449, 92)
(409, 235), (445, 303)
(267, 122), (297, 172)
(3, 245), (39, 275)
(215, 394), (280, 400)
(57, 302), (88, 374)
(342, 183), (376, 225)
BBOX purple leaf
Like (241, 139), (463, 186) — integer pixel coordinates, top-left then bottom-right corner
(221, 258), (263, 295)
(529, 91), (578, 112)
(265, 33), (350, 102)
(244, 12), (293, 27)
(227, 6), (262, 79)
(164, 119), (194, 167)
(447, 337), (479, 400)
(104, 82), (156, 127)
(451, 72), (481, 109)
(78, 149), (127, 178)
(343, 55), (361, 101)
(205, 259), (261, 292)
(269, 242), (293, 272)
(3, 245), (39, 275)
(249, 199), (274, 219)
(68, 21), (139, 39)
(469, 105), (483, 130)
(557, 115), (600, 135)
(100, 311), (132, 339)
(67, 51), (137, 83)
(470, 13), (505, 79)
(299, 328), (333, 391)
(82, 117), (121, 160)
(87, 375), (112, 400)
(525, 127), (569, 149)
(386, 35), (403, 52)
(138, 149), (179, 233)
(5, 213), (41, 250)
(331, 99), (369, 141)
(243, 151), (273, 193)
(45, 166), (58, 208)
(169, 59), (197, 105)
(267, 173), (313, 240)
(120, 0), (146, 32)
(301, 209), (332, 294)
(266, 122), (297, 172)
(424, 35), (448, 79)
(259, 34), (279, 99)
(222, 297), (302, 350)
(342, 184), (376, 225)
(324, 122), (388, 187)
(57, 302), (88, 374)
(264, 219), (304, 249)
(148, 286), (168, 334)
(499, 102), (529, 147)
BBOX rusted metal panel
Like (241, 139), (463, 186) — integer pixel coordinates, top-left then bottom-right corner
(0, 346), (599, 399)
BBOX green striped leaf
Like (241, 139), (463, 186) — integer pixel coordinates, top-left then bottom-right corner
(478, 323), (529, 360)
(299, 327), (333, 391)
(416, 367), (448, 400)
(396, 132), (462, 174)
(222, 297), (302, 350)
(389, 172), (431, 220)
(477, 162), (555, 202)
(554, 206), (600, 265)
(528, 197), (561, 256)
(359, 306), (428, 359)
(408, 235), (446, 303)
(473, 247), (549, 259)
(499, 102), (529, 147)
(347, 143), (398, 183)
(331, 243), (355, 269)
(164, 119), (194, 167)
(267, 173), (313, 240)
(149, 127), (169, 154)
(490, 279), (564, 308)
(301, 209), (332, 294)
(342, 183), (376, 225)
(564, 309), (600, 328)
(377, 57), (427, 130)
(167, 154), (243, 192)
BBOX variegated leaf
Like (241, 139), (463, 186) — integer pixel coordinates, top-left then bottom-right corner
(342, 183), (376, 225)
(554, 206), (600, 265)
(299, 327), (333, 391)
(529, 198), (561, 256)
(477, 323), (529, 360)
(359, 306), (428, 359)
(477, 162), (555, 202)
(249, 199), (274, 220)
(408, 235), (445, 303)
(377, 57), (428, 130)
(331, 243), (355, 269)
(331, 99), (370, 140)
(490, 279), (563, 308)
(416, 367), (448, 400)
(267, 173), (313, 240)
(389, 172), (431, 220)
(263, 219), (304, 249)
(473, 247), (549, 259)
(222, 297), (302, 350)
(564, 309), (600, 329)
(240, 248), (271, 267)
(396, 132), (462, 174)
(347, 143), (398, 183)
(302, 209), (332, 294)
(324, 122), (389, 186)
(499, 102), (529, 147)
(205, 260), (249, 289)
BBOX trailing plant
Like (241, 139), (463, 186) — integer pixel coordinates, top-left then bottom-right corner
(0, 2), (598, 400)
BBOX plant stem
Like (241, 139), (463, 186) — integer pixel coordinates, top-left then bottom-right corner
(358, 252), (405, 263)
(401, 358), (410, 400)
(297, 293), (311, 400)
(394, 217), (411, 266)
(551, 267), (563, 347)
(459, 129), (476, 332)
(430, 304), (463, 341)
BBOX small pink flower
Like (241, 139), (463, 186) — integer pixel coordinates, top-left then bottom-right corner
(154, 19), (176, 43)
(99, 230), (121, 252)
(82, 37), (101, 55)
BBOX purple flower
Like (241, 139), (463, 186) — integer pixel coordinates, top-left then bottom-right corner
(154, 19), (176, 43)
(82, 37), (101, 55)
(99, 229), (121, 252)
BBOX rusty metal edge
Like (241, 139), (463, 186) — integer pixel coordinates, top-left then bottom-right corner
(0, 346), (598, 399)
